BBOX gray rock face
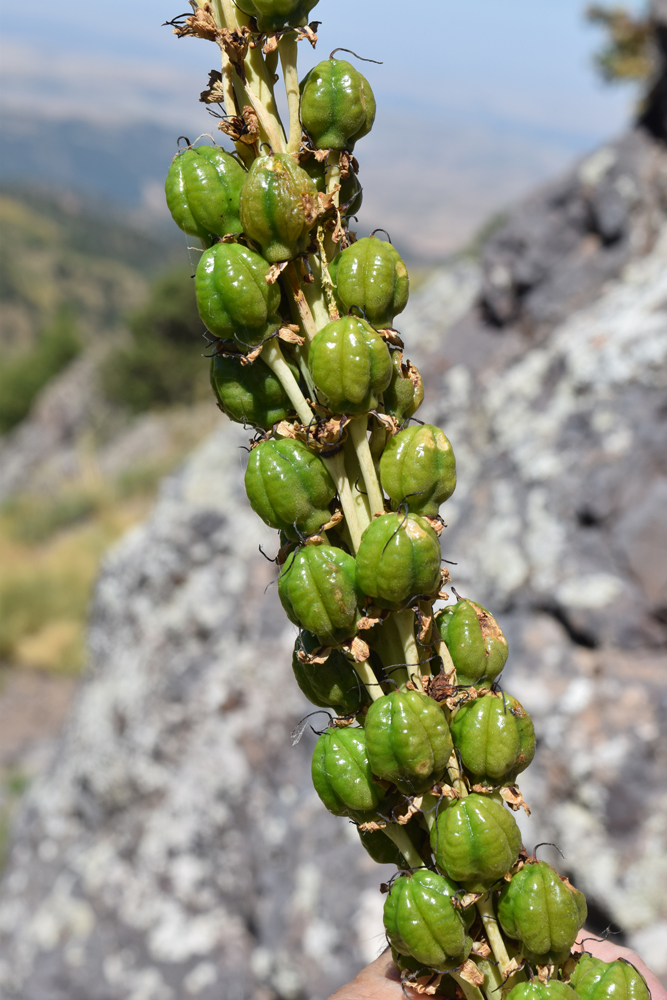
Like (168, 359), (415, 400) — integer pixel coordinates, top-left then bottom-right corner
(1, 127), (667, 994)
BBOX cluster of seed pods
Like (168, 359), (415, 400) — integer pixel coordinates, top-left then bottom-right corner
(164, 3), (652, 998)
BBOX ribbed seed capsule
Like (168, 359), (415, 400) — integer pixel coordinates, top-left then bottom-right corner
(365, 690), (453, 794)
(382, 352), (424, 424)
(164, 145), (246, 244)
(380, 424), (456, 517)
(497, 860), (587, 966)
(506, 983), (581, 1000)
(356, 513), (442, 611)
(383, 869), (473, 974)
(311, 726), (384, 817)
(278, 543), (359, 645)
(244, 438), (334, 541)
(210, 351), (296, 429)
(309, 316), (392, 415)
(300, 58), (376, 150)
(571, 960), (650, 1000)
(570, 956), (605, 987)
(450, 691), (535, 787)
(235, 0), (319, 31)
(430, 793), (522, 892)
(435, 599), (508, 687)
(195, 243), (282, 348)
(239, 153), (319, 263)
(291, 631), (369, 715)
(329, 237), (409, 330)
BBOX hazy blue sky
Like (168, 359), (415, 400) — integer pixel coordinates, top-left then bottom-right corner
(0, 0), (646, 256)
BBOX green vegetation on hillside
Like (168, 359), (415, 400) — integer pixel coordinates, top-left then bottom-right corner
(587, 4), (655, 82)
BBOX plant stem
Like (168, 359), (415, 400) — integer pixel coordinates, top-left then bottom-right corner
(283, 264), (320, 341)
(314, 226), (340, 320)
(420, 792), (438, 832)
(349, 416), (385, 517)
(353, 659), (382, 701)
(327, 149), (342, 204)
(451, 972), (486, 1000)
(279, 31), (302, 154)
(436, 635), (456, 678)
(323, 451), (363, 552)
(262, 339), (314, 426)
(381, 824), (424, 869)
(394, 609), (425, 691)
(476, 896), (512, 978)
(343, 433), (372, 533)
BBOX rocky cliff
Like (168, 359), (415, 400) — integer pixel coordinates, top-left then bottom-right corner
(0, 124), (666, 997)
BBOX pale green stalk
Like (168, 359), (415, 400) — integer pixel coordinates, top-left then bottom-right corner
(451, 972), (486, 1000)
(394, 609), (425, 691)
(353, 659), (382, 701)
(279, 31), (302, 153)
(262, 340), (314, 426)
(349, 416), (385, 517)
(476, 896), (513, 978)
(381, 824), (424, 869)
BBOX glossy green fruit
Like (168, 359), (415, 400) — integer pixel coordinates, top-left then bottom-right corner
(278, 542), (359, 644)
(300, 58), (376, 150)
(311, 726), (384, 817)
(497, 861), (587, 966)
(196, 242), (282, 348)
(365, 690), (453, 793)
(165, 145), (246, 244)
(210, 350), (296, 429)
(234, 0), (319, 31)
(245, 438), (334, 540)
(430, 793), (522, 892)
(292, 631), (369, 714)
(383, 352), (424, 424)
(450, 691), (535, 787)
(506, 983), (580, 1000)
(571, 960), (650, 1000)
(309, 316), (392, 415)
(380, 424), (456, 517)
(384, 869), (472, 973)
(356, 513), (442, 611)
(329, 237), (409, 329)
(570, 955), (605, 988)
(435, 600), (508, 687)
(239, 153), (318, 263)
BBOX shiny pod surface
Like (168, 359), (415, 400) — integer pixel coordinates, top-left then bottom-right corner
(245, 438), (334, 540)
(329, 237), (409, 330)
(497, 860), (587, 966)
(164, 145), (245, 243)
(365, 690), (453, 793)
(384, 869), (472, 973)
(292, 630), (369, 714)
(356, 513), (442, 611)
(358, 827), (406, 867)
(309, 316), (392, 415)
(431, 793), (522, 892)
(278, 543), (359, 645)
(570, 961), (650, 1000)
(210, 351), (295, 429)
(506, 983), (580, 1000)
(570, 955), (605, 988)
(300, 58), (376, 150)
(311, 726), (383, 816)
(380, 424), (456, 517)
(195, 242), (281, 347)
(239, 153), (318, 262)
(383, 352), (424, 424)
(436, 599), (508, 687)
(235, 0), (319, 31)
(450, 691), (535, 787)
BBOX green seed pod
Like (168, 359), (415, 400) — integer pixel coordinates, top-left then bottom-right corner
(311, 726), (384, 817)
(384, 869), (473, 974)
(164, 145), (246, 244)
(497, 860), (587, 966)
(239, 153), (318, 263)
(329, 237), (409, 329)
(571, 960), (650, 1000)
(380, 424), (456, 517)
(234, 0), (319, 31)
(299, 156), (362, 216)
(430, 793), (522, 892)
(382, 352), (424, 424)
(292, 630), (368, 715)
(570, 955), (605, 988)
(278, 542), (359, 644)
(365, 690), (453, 794)
(210, 350), (296, 429)
(356, 513), (442, 611)
(435, 600), (508, 687)
(450, 691), (535, 787)
(195, 242), (282, 348)
(506, 982), (580, 1000)
(309, 316), (392, 415)
(300, 58), (376, 151)
(245, 438), (334, 540)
